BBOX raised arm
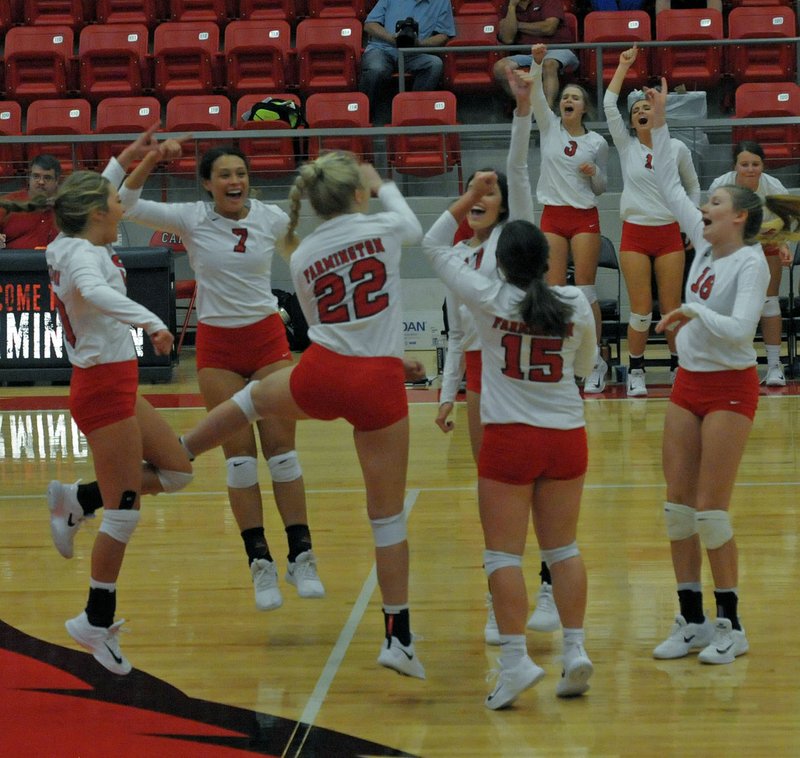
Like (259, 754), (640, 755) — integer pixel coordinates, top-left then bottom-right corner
(603, 47), (637, 150)
(505, 68), (535, 222)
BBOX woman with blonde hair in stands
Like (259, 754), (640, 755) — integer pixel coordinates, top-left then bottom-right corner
(180, 151), (427, 679)
(604, 46), (701, 396)
(708, 141), (793, 387)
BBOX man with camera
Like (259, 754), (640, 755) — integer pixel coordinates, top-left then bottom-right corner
(359, 0), (456, 124)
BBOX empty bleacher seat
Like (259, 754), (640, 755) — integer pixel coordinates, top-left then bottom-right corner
(153, 21), (222, 100)
(224, 19), (292, 98)
(25, 98), (94, 174)
(78, 24), (150, 103)
(295, 17), (363, 96)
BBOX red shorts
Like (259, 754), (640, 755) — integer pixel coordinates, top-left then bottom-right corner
(195, 314), (291, 377)
(70, 359), (138, 435)
(465, 349), (482, 394)
(540, 205), (600, 239)
(289, 343), (408, 432)
(670, 366), (759, 421)
(478, 423), (588, 485)
(620, 221), (684, 257)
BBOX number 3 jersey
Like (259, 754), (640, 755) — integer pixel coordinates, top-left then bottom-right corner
(424, 213), (597, 429)
(289, 182), (423, 358)
(119, 192), (289, 328)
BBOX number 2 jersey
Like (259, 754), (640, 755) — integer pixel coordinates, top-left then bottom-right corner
(289, 182), (423, 358)
(652, 123), (769, 372)
(424, 213), (596, 429)
(118, 191), (289, 328)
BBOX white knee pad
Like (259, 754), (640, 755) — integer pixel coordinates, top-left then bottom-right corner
(370, 511), (407, 548)
(540, 541), (580, 567)
(577, 284), (598, 305)
(226, 456), (259, 488)
(98, 508), (141, 544)
(629, 312), (653, 333)
(696, 510), (733, 550)
(231, 380), (262, 424)
(484, 549), (522, 578)
(267, 451), (302, 483)
(762, 295), (781, 318)
(664, 501), (696, 541)
(156, 467), (194, 493)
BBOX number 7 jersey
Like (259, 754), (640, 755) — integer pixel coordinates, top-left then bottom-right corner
(289, 182), (423, 358)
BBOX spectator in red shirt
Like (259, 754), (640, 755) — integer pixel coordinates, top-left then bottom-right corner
(0, 154), (62, 249)
(494, 0), (578, 108)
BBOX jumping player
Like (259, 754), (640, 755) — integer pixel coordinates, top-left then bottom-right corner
(180, 153), (427, 679)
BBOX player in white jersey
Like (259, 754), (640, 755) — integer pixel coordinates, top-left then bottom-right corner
(118, 145), (325, 612)
(529, 44), (610, 393)
(605, 46), (701, 396)
(433, 69), (562, 641)
(648, 80), (771, 666)
(425, 212), (596, 708)
(35, 133), (194, 675)
(708, 142), (792, 387)
(180, 152), (427, 680)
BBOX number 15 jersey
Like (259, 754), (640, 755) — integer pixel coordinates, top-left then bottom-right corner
(290, 182), (422, 358)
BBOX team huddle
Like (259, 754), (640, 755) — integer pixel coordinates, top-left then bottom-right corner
(5, 45), (800, 711)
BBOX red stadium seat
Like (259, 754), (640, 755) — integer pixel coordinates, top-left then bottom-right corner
(23, 0), (90, 31)
(654, 9), (722, 91)
(443, 15), (502, 94)
(169, 0), (228, 25)
(733, 82), (800, 168)
(165, 94), (231, 175)
(153, 21), (222, 100)
(0, 101), (24, 178)
(582, 11), (651, 90)
(237, 0), (297, 23)
(728, 0), (791, 7)
(295, 17), (363, 96)
(306, 0), (367, 19)
(387, 91), (463, 191)
(25, 98), (94, 174)
(78, 24), (150, 103)
(234, 93), (301, 176)
(452, 0), (503, 14)
(95, 96), (162, 167)
(3, 26), (74, 105)
(0, 2), (13, 35)
(224, 19), (292, 98)
(726, 6), (797, 85)
(305, 91), (373, 161)
(94, 0), (159, 29)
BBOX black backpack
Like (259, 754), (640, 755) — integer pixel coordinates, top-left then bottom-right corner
(243, 97), (306, 128)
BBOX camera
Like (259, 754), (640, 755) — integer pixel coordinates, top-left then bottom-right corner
(395, 17), (419, 48)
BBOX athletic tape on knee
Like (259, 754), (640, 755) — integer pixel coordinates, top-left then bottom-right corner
(484, 549), (522, 577)
(156, 467), (194, 493)
(540, 541), (580, 567)
(762, 295), (781, 318)
(663, 501), (696, 541)
(629, 312), (652, 333)
(267, 451), (302, 483)
(226, 456), (259, 488)
(231, 380), (262, 424)
(696, 510), (733, 550)
(98, 508), (141, 544)
(577, 284), (598, 305)
(370, 512), (407, 548)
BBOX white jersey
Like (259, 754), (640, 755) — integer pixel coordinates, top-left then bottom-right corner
(46, 237), (167, 369)
(437, 111), (536, 404)
(424, 219), (596, 428)
(289, 182), (422, 358)
(652, 124), (769, 372)
(118, 191), (289, 328)
(531, 61), (608, 209)
(604, 89), (700, 225)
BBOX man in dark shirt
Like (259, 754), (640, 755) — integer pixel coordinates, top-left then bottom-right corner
(493, 0), (579, 107)
(0, 155), (61, 249)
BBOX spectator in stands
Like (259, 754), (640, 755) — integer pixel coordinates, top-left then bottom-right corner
(359, 0), (456, 123)
(0, 155), (61, 249)
(494, 0), (579, 108)
(656, 0), (722, 13)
